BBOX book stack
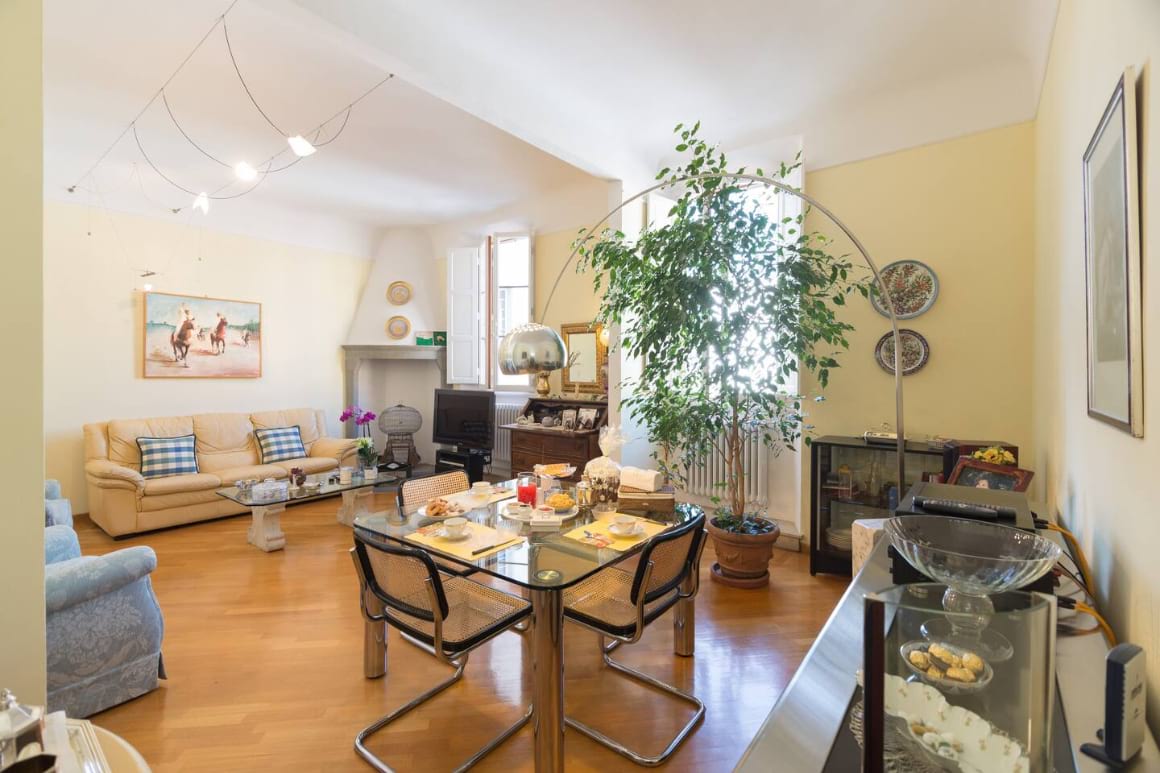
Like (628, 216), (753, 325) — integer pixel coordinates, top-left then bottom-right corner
(617, 484), (676, 514)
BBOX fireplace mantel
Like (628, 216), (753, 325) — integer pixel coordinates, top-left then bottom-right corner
(341, 345), (447, 438)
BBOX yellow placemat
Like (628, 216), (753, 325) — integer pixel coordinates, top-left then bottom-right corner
(564, 514), (669, 551)
(445, 487), (516, 508)
(405, 522), (524, 560)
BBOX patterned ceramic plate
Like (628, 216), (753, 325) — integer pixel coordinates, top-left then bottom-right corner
(875, 329), (929, 375)
(870, 260), (939, 319)
(386, 281), (412, 305)
(386, 315), (411, 340)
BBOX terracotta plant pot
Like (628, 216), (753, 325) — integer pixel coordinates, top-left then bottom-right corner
(707, 515), (781, 588)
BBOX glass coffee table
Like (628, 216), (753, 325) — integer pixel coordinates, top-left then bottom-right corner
(217, 472), (385, 552)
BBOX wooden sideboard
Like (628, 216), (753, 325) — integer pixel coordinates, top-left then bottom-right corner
(502, 397), (608, 481)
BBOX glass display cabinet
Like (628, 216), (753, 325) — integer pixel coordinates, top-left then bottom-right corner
(809, 436), (944, 575)
(852, 584), (1057, 772)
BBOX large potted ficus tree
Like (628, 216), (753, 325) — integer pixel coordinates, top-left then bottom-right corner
(577, 123), (871, 588)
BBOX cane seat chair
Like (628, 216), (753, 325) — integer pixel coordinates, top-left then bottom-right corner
(351, 534), (531, 772)
(562, 513), (708, 766)
(398, 471), (477, 577)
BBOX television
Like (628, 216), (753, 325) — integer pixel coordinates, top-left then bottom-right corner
(432, 389), (495, 450)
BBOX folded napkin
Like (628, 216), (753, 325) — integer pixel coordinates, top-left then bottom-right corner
(563, 513), (669, 551)
(620, 466), (663, 493)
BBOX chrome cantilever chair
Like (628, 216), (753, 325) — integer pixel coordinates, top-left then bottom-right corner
(397, 471), (477, 577)
(351, 535), (531, 772)
(562, 513), (708, 766)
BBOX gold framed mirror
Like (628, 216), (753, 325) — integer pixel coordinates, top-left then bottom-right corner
(561, 322), (608, 393)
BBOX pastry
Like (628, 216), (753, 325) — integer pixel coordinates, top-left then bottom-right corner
(961, 652), (985, 674)
(928, 644), (960, 669)
(427, 498), (451, 517)
(945, 666), (977, 683)
(908, 650), (931, 670)
(925, 665), (944, 680)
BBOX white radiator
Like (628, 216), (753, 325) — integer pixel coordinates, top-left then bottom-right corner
(492, 399), (524, 472)
(682, 433), (770, 507)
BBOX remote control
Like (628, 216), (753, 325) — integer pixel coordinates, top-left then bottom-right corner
(911, 496), (1017, 520)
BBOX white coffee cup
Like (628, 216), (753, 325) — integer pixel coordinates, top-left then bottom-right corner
(612, 514), (636, 534)
(338, 467), (353, 485)
(444, 516), (468, 538)
(472, 481), (491, 492)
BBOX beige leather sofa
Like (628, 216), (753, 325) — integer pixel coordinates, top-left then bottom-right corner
(84, 408), (357, 537)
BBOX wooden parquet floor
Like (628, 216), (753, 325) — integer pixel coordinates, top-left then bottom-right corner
(76, 492), (846, 772)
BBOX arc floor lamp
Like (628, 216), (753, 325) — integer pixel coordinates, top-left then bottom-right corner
(498, 172), (906, 488)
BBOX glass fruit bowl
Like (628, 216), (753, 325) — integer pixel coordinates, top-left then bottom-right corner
(885, 515), (1061, 660)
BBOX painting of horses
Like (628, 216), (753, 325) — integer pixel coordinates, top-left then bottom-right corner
(143, 291), (261, 378)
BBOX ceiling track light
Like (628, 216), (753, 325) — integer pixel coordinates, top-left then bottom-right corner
(234, 161), (259, 182)
(287, 135), (317, 157)
(63, 0), (396, 214)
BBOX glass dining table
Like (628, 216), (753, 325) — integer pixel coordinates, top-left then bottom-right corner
(353, 480), (704, 773)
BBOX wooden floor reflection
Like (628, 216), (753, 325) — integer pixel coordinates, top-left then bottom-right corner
(78, 492), (847, 772)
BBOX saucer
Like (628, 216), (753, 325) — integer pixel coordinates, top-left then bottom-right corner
(438, 525), (472, 542)
(608, 522), (643, 538)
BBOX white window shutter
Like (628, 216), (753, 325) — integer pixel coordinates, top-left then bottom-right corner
(446, 246), (482, 384)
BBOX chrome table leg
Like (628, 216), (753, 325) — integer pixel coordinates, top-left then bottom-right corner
(351, 549), (388, 679)
(674, 577), (696, 657)
(338, 487), (374, 526)
(363, 587), (387, 678)
(531, 587), (565, 772)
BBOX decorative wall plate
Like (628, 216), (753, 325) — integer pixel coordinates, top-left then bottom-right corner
(870, 260), (939, 319)
(386, 281), (412, 305)
(385, 315), (411, 340)
(874, 329), (929, 375)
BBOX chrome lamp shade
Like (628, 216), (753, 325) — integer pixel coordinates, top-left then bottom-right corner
(498, 323), (567, 375)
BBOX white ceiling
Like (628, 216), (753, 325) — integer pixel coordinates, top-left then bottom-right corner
(44, 0), (596, 253)
(45, 0), (1059, 253)
(287, 0), (1059, 179)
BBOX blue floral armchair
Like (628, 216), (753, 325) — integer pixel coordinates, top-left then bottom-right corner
(44, 524), (165, 718)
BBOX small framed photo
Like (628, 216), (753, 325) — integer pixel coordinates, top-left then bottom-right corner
(561, 409), (577, 430)
(947, 458), (1034, 492)
(577, 407), (598, 430)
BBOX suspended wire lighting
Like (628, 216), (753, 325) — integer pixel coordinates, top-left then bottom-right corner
(67, 0), (395, 214)
(286, 135), (317, 157)
(233, 161), (259, 182)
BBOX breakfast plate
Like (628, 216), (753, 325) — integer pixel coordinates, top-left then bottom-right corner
(534, 463), (577, 479)
(501, 503), (580, 522)
(418, 500), (467, 519)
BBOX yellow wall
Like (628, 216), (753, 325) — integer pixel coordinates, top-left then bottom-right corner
(801, 122), (1036, 532)
(1032, 0), (1160, 730)
(534, 228), (602, 394)
(0, 0), (46, 702)
(43, 201), (371, 513)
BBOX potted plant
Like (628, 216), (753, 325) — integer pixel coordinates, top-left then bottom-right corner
(577, 123), (870, 587)
(340, 406), (379, 474)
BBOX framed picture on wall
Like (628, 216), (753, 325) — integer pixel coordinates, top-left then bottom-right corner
(143, 291), (262, 378)
(1083, 67), (1143, 436)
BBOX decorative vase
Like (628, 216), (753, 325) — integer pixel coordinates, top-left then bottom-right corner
(707, 515), (781, 588)
(535, 370), (552, 397)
